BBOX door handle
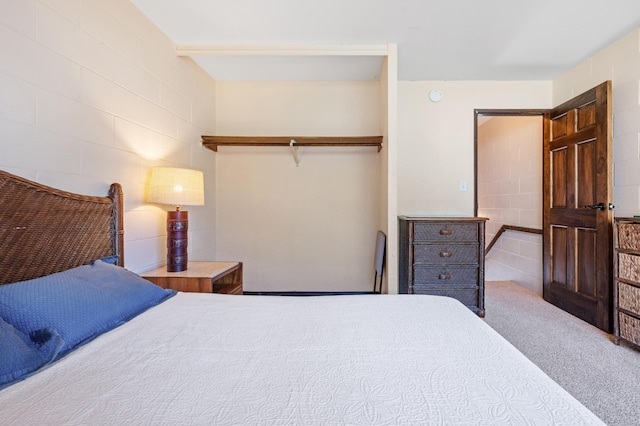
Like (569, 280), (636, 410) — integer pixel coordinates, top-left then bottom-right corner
(583, 203), (605, 211)
(582, 203), (615, 211)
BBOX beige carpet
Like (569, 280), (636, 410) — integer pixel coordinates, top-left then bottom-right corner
(483, 281), (640, 426)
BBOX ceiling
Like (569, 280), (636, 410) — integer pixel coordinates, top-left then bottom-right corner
(130, 0), (640, 81)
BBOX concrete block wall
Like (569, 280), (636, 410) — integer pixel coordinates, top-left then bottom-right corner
(478, 116), (543, 295)
(0, 0), (217, 272)
(554, 28), (640, 218)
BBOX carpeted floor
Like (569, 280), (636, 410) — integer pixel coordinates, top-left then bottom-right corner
(483, 281), (640, 426)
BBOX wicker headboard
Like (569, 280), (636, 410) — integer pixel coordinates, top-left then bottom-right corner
(0, 170), (124, 285)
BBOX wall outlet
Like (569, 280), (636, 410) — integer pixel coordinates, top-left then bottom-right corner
(459, 180), (468, 192)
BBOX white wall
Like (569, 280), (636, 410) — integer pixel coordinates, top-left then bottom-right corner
(397, 81), (552, 216)
(0, 0), (217, 273)
(478, 116), (543, 294)
(214, 81), (381, 292)
(553, 28), (640, 218)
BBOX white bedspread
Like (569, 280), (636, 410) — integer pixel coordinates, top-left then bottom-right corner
(0, 293), (603, 425)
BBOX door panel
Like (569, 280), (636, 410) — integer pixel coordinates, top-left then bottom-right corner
(552, 226), (567, 284)
(577, 102), (596, 130)
(543, 81), (613, 332)
(552, 113), (569, 138)
(577, 140), (596, 206)
(576, 228), (596, 297)
(552, 148), (567, 207)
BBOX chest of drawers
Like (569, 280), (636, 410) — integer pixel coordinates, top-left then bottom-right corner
(399, 216), (488, 316)
(613, 218), (640, 349)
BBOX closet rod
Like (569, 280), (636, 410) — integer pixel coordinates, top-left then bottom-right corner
(201, 135), (383, 152)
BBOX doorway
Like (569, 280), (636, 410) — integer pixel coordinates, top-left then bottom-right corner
(475, 111), (545, 295)
(475, 82), (614, 332)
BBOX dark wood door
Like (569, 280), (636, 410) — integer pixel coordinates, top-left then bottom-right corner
(543, 81), (613, 332)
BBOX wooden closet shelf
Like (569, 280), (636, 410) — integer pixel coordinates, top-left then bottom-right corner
(201, 135), (383, 152)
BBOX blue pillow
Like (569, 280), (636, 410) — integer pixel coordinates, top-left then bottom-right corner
(0, 317), (64, 390)
(0, 260), (175, 358)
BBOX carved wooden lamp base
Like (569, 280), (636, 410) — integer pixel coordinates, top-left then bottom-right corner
(167, 209), (188, 272)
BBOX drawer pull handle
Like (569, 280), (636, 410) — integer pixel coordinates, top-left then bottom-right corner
(439, 229), (453, 236)
(440, 251), (453, 257)
(438, 273), (452, 280)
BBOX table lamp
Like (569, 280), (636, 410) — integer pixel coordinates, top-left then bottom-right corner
(147, 167), (204, 272)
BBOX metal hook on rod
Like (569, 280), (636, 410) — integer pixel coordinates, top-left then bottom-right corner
(290, 139), (300, 167)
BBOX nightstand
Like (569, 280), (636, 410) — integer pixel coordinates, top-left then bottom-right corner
(142, 261), (243, 295)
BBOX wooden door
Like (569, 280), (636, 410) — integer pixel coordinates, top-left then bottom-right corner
(543, 81), (613, 332)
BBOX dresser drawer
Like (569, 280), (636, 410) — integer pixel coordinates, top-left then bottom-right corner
(618, 223), (640, 251)
(413, 244), (478, 265)
(619, 253), (640, 284)
(619, 282), (640, 315)
(619, 312), (640, 347)
(413, 222), (478, 242)
(413, 266), (478, 286)
(412, 287), (478, 306)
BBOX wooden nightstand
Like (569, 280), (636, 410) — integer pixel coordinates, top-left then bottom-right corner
(142, 261), (243, 295)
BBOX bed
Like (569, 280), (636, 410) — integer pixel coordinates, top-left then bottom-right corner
(0, 170), (604, 425)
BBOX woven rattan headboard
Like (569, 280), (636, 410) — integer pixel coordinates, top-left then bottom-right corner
(0, 170), (124, 285)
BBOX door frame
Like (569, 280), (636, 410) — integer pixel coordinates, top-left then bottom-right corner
(475, 89), (613, 332)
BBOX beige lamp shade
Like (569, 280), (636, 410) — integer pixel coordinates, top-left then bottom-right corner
(147, 167), (205, 208)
